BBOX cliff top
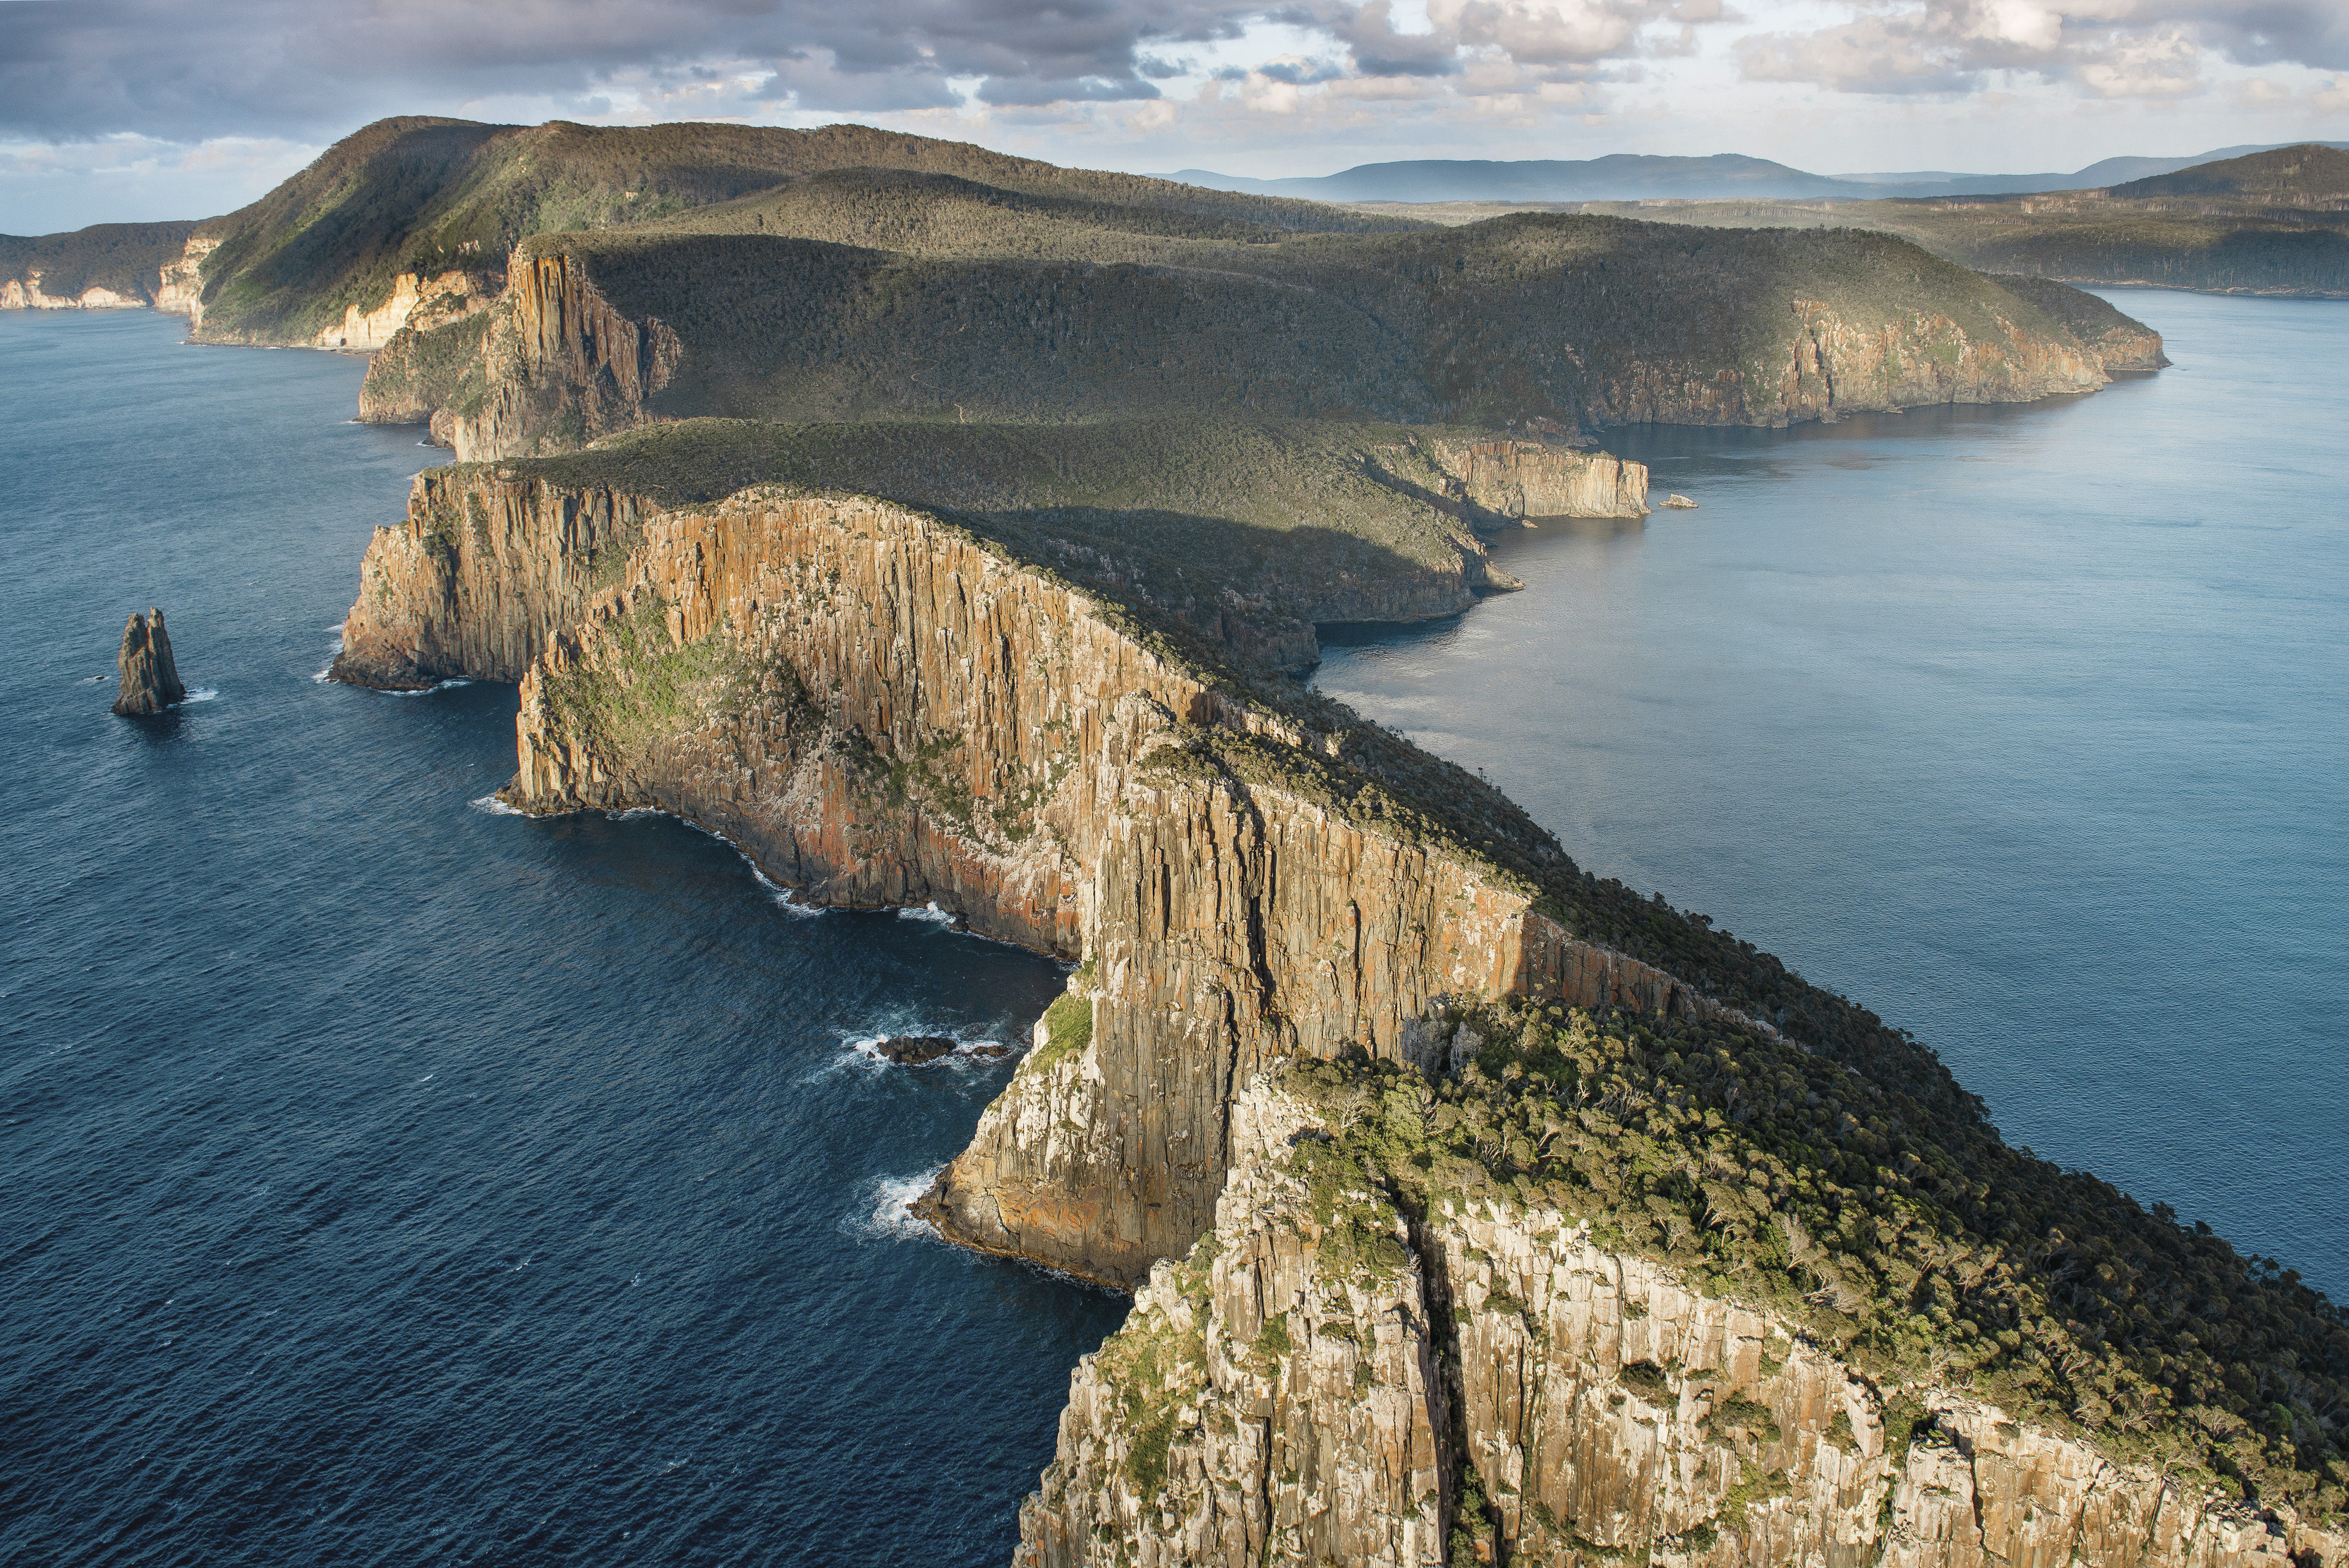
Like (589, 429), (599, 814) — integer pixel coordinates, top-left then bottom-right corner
(1288, 1007), (2349, 1524)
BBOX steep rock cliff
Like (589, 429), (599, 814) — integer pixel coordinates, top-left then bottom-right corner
(1, 275), (146, 310)
(330, 420), (1640, 687)
(1024, 1075), (2346, 1568)
(330, 468), (654, 687)
(325, 434), (2344, 1563)
(313, 267), (498, 351)
(428, 249), (682, 460)
(153, 235), (218, 322)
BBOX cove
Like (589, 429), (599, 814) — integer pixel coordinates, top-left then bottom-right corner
(1313, 289), (2348, 1300)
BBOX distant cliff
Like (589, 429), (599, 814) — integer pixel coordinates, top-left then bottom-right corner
(378, 214), (2141, 462)
(330, 418), (1640, 685)
(0, 222), (200, 313)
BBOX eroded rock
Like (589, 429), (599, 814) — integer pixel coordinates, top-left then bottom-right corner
(111, 608), (187, 716)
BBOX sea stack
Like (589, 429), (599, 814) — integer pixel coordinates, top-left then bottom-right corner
(112, 608), (188, 716)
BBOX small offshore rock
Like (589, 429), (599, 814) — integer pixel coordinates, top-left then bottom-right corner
(1661, 493), (1698, 509)
(965, 1043), (1012, 1059)
(875, 1035), (960, 1064)
(112, 608), (188, 715)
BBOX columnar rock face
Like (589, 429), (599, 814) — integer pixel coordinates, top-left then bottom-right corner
(333, 465), (1705, 1283)
(1020, 1087), (1452, 1568)
(330, 468), (655, 688)
(1024, 1081), (2348, 1568)
(112, 608), (187, 715)
(425, 250), (681, 460)
(330, 454), (2345, 1565)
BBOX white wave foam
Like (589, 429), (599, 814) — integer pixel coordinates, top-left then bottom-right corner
(469, 793), (527, 817)
(841, 1166), (944, 1243)
(747, 862), (825, 918)
(181, 687), (219, 704)
(897, 901), (957, 926)
(380, 678), (471, 698)
(834, 1029), (1016, 1075)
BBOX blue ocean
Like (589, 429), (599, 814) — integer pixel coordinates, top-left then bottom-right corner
(3, 289), (2341, 1564)
(1, 312), (1123, 1565)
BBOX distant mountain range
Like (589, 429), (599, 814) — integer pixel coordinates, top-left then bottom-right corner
(1159, 142), (2349, 205)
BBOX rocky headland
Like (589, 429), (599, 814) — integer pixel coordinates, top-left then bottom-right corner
(239, 109), (2343, 1568)
(111, 608), (187, 716)
(328, 414), (2345, 1567)
(373, 212), (2146, 464)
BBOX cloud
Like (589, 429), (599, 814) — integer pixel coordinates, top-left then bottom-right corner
(1733, 0), (2348, 98)
(0, 0), (1266, 141)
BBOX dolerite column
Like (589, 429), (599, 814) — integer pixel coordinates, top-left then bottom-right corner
(112, 608), (188, 716)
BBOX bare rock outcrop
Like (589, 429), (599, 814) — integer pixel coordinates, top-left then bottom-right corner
(154, 236), (219, 323)
(425, 248), (680, 461)
(112, 608), (187, 715)
(1022, 1079), (2348, 1568)
(329, 467), (653, 688)
(313, 267), (497, 352)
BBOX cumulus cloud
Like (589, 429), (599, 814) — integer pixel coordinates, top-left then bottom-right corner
(1734, 0), (2347, 99)
(0, 0), (1741, 145)
(0, 0), (1266, 140)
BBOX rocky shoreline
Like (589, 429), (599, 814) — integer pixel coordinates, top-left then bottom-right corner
(324, 426), (2345, 1566)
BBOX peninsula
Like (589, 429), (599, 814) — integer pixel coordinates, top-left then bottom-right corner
(137, 114), (2332, 1567)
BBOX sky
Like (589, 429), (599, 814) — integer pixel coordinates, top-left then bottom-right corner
(4, 0), (2345, 234)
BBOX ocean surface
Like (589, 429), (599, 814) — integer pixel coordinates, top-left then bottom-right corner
(1, 311), (1124, 1566)
(4, 290), (2341, 1568)
(1316, 289), (2348, 1299)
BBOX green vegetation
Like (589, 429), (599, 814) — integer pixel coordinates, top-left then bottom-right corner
(360, 310), (493, 421)
(476, 415), (1523, 668)
(1032, 988), (1094, 1073)
(178, 116), (1414, 344)
(2110, 145), (2349, 205)
(1279, 1001), (2348, 1522)
(494, 204), (2122, 442)
(534, 598), (751, 759)
(1086, 1234), (1217, 1504)
(0, 220), (198, 304)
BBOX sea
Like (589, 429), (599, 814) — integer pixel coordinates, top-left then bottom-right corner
(1317, 290), (2348, 1300)
(1, 289), (2341, 1564)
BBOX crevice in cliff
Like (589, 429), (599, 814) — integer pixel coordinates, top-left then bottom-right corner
(1396, 1183), (1475, 1566)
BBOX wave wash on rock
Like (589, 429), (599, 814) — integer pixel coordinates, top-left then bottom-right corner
(330, 426), (2345, 1567)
